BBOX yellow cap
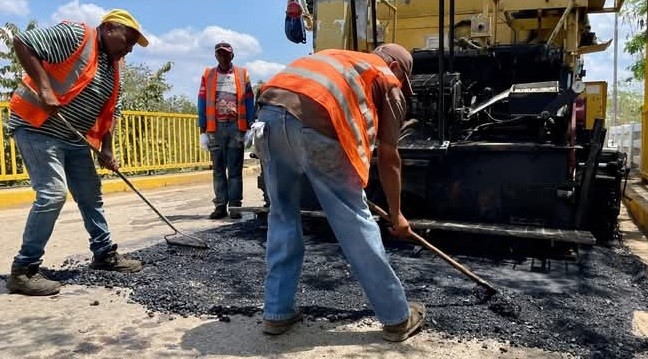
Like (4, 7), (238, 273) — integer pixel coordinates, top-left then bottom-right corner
(101, 9), (149, 47)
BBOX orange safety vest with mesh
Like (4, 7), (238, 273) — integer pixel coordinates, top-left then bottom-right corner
(203, 66), (249, 133)
(9, 23), (120, 149)
(261, 49), (402, 187)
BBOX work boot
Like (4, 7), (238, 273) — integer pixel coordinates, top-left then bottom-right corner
(6, 262), (61, 296)
(90, 244), (143, 273)
(382, 301), (427, 342)
(229, 201), (242, 219)
(209, 205), (227, 220)
(262, 311), (303, 335)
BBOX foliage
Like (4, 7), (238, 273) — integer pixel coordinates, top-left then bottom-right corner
(160, 94), (197, 114)
(120, 61), (197, 114)
(1, 22), (39, 185)
(120, 61), (174, 111)
(606, 81), (643, 124)
(0, 21), (38, 100)
(116, 61), (200, 175)
(622, 0), (647, 81)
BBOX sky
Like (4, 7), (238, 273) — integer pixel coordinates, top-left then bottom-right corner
(0, 0), (639, 100)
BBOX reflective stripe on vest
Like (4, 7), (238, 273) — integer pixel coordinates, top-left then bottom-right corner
(313, 54), (377, 148)
(262, 49), (401, 186)
(9, 23), (120, 148)
(33, 27), (97, 101)
(204, 66), (248, 133)
(85, 63), (120, 149)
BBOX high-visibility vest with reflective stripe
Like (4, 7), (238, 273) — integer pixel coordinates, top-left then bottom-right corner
(9, 23), (120, 149)
(203, 66), (248, 132)
(262, 49), (401, 187)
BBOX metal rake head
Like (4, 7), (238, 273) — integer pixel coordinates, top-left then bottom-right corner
(164, 230), (210, 249)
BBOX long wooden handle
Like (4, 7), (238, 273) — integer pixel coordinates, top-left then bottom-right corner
(367, 201), (497, 294)
(54, 112), (180, 232)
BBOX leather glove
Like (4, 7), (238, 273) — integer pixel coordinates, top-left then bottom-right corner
(200, 133), (209, 151)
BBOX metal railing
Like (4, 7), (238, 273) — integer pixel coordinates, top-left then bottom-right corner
(642, 107), (648, 179)
(607, 122), (642, 168)
(642, 38), (648, 181)
(0, 101), (210, 185)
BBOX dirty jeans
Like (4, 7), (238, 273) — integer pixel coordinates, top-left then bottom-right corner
(255, 105), (410, 325)
(12, 128), (113, 266)
(208, 122), (244, 207)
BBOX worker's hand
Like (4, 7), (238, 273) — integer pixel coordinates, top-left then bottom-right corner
(38, 88), (61, 115)
(388, 212), (411, 239)
(199, 133), (209, 151)
(98, 149), (120, 172)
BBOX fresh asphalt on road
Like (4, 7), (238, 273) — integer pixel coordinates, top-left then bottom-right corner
(1, 171), (648, 358)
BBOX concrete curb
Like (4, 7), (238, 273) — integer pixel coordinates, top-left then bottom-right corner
(623, 179), (648, 234)
(0, 163), (261, 210)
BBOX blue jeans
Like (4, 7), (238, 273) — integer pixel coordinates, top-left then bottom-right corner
(255, 105), (409, 325)
(12, 128), (113, 266)
(208, 122), (244, 207)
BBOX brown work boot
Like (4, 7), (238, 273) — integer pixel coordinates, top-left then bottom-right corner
(209, 205), (227, 220)
(262, 312), (303, 335)
(6, 262), (61, 296)
(90, 244), (143, 273)
(382, 302), (426, 342)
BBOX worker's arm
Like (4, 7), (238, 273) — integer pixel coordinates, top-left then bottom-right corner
(244, 70), (256, 126)
(376, 85), (410, 238)
(98, 85), (121, 171)
(377, 142), (409, 237)
(13, 36), (59, 113)
(197, 73), (207, 133)
(99, 129), (119, 171)
(13, 23), (84, 114)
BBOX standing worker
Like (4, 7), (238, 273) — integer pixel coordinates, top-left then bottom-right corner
(5, 9), (148, 296)
(254, 43), (426, 341)
(197, 42), (256, 220)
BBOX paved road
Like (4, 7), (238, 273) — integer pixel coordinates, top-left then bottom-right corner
(0, 173), (265, 274)
(1, 171), (645, 358)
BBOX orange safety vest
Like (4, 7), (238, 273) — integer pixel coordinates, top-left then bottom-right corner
(262, 49), (402, 187)
(203, 66), (248, 133)
(9, 23), (120, 149)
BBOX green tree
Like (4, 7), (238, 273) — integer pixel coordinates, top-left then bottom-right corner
(160, 94), (197, 114)
(120, 61), (199, 114)
(622, 0), (647, 81)
(120, 61), (174, 111)
(0, 21), (38, 100)
(607, 81), (643, 124)
(1, 21), (38, 186)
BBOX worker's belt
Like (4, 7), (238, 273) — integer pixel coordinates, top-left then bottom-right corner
(217, 118), (238, 123)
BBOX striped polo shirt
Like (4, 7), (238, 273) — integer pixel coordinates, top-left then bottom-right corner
(7, 22), (121, 144)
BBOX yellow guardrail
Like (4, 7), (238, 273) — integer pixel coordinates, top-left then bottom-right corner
(642, 41), (648, 181)
(0, 101), (210, 184)
(643, 107), (648, 180)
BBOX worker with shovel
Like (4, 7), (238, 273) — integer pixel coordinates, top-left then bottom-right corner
(255, 43), (426, 341)
(5, 9), (148, 296)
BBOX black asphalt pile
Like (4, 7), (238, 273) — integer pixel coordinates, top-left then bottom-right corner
(49, 220), (648, 358)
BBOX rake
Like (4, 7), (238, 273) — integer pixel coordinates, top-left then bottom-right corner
(55, 112), (209, 250)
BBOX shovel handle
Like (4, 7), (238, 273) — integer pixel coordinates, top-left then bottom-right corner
(367, 201), (498, 294)
(53, 112), (179, 232)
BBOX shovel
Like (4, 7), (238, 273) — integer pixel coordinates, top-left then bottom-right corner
(367, 200), (497, 295)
